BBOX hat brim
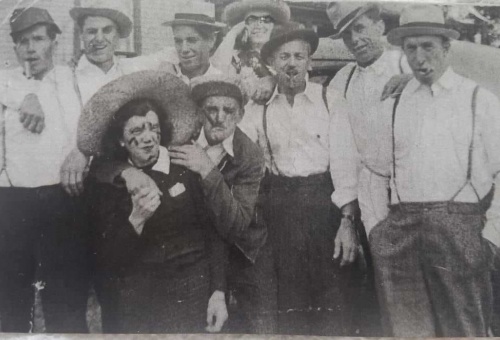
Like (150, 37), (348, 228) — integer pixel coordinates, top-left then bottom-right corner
(162, 18), (226, 29)
(223, 0), (291, 26)
(77, 71), (201, 156)
(329, 3), (379, 40)
(261, 29), (319, 64)
(70, 7), (132, 38)
(387, 25), (460, 46)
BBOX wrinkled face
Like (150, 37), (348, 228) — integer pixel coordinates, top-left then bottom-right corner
(270, 40), (310, 90)
(14, 24), (56, 80)
(403, 35), (450, 86)
(81, 16), (120, 67)
(341, 14), (384, 65)
(245, 10), (274, 45)
(173, 25), (214, 73)
(120, 111), (161, 168)
(202, 96), (242, 146)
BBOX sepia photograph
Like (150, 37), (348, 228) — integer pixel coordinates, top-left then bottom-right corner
(0, 0), (500, 337)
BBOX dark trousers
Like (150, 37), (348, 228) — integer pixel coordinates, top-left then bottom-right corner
(263, 173), (355, 336)
(95, 260), (210, 334)
(370, 201), (493, 337)
(0, 186), (90, 333)
(226, 240), (277, 334)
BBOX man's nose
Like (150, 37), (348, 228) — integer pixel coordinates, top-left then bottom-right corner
(180, 41), (190, 54)
(95, 29), (104, 42)
(215, 110), (226, 124)
(415, 47), (426, 64)
(351, 31), (362, 45)
(27, 39), (36, 53)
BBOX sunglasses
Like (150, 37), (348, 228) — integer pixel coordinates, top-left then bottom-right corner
(245, 15), (275, 25)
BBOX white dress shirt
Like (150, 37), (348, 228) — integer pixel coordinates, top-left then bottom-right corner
(329, 49), (409, 210)
(388, 67), (500, 247)
(173, 63), (222, 86)
(239, 81), (331, 178)
(0, 66), (80, 187)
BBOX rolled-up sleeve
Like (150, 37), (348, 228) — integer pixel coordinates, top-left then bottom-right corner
(480, 89), (500, 248)
(328, 89), (361, 209)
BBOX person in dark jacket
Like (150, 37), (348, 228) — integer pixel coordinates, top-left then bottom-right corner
(77, 72), (228, 334)
(93, 74), (277, 334)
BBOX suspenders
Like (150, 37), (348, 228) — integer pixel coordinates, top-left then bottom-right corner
(391, 84), (481, 203)
(344, 64), (357, 99)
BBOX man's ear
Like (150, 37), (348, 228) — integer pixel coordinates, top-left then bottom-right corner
(208, 32), (218, 50)
(375, 19), (385, 36)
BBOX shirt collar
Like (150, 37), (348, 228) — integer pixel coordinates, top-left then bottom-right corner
(197, 128), (235, 158)
(266, 73), (312, 105)
(76, 54), (119, 74)
(407, 66), (457, 95)
(356, 48), (389, 76)
(175, 63), (220, 83)
(127, 146), (170, 175)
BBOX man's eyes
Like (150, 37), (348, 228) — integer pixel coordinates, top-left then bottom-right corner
(103, 26), (115, 34)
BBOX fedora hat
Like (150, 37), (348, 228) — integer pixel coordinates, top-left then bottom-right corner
(70, 0), (132, 38)
(327, 2), (380, 40)
(10, 7), (61, 38)
(191, 74), (245, 106)
(163, 13), (225, 30)
(387, 4), (460, 46)
(77, 71), (200, 156)
(260, 22), (319, 64)
(223, 0), (290, 26)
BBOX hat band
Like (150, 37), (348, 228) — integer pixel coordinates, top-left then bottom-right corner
(174, 13), (216, 24)
(398, 22), (452, 30)
(336, 7), (362, 31)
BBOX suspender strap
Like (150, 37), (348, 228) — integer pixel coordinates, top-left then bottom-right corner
(344, 65), (357, 99)
(391, 93), (403, 203)
(0, 104), (13, 186)
(263, 104), (282, 176)
(398, 52), (405, 75)
(72, 67), (84, 110)
(450, 85), (481, 202)
(322, 76), (333, 114)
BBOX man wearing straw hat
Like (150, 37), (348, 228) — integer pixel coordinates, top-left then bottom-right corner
(0, 7), (89, 333)
(240, 22), (358, 335)
(369, 4), (500, 336)
(162, 12), (225, 84)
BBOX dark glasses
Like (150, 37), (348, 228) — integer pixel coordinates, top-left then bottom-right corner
(245, 15), (275, 25)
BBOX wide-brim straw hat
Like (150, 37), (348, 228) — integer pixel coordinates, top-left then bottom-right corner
(327, 2), (380, 40)
(70, 0), (133, 38)
(223, 0), (291, 26)
(387, 4), (460, 46)
(163, 13), (225, 29)
(260, 22), (319, 64)
(77, 71), (200, 157)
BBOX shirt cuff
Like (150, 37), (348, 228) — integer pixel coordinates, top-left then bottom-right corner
(483, 221), (500, 249)
(331, 190), (358, 210)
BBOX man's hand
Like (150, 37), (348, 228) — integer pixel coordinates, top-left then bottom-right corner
(169, 142), (216, 179)
(121, 167), (162, 197)
(251, 76), (276, 104)
(19, 93), (45, 133)
(129, 187), (161, 235)
(380, 74), (414, 101)
(333, 217), (359, 266)
(60, 148), (90, 196)
(206, 290), (228, 333)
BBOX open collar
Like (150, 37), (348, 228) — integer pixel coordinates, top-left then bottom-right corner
(197, 128), (235, 158)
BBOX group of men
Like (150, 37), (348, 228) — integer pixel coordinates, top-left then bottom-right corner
(0, 0), (499, 337)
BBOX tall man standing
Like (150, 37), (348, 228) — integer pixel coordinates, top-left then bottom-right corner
(327, 2), (410, 234)
(239, 22), (358, 335)
(0, 7), (89, 332)
(370, 5), (500, 336)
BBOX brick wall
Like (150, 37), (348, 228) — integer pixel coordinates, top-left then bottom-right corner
(0, 0), (214, 70)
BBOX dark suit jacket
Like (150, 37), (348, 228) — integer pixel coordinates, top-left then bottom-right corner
(92, 127), (266, 263)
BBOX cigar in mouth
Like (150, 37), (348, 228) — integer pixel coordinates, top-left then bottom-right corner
(24, 61), (32, 79)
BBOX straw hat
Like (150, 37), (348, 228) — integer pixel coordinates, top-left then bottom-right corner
(326, 2), (380, 40)
(260, 22), (319, 64)
(77, 71), (200, 156)
(223, 0), (290, 26)
(163, 13), (225, 30)
(70, 0), (133, 38)
(387, 4), (460, 46)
